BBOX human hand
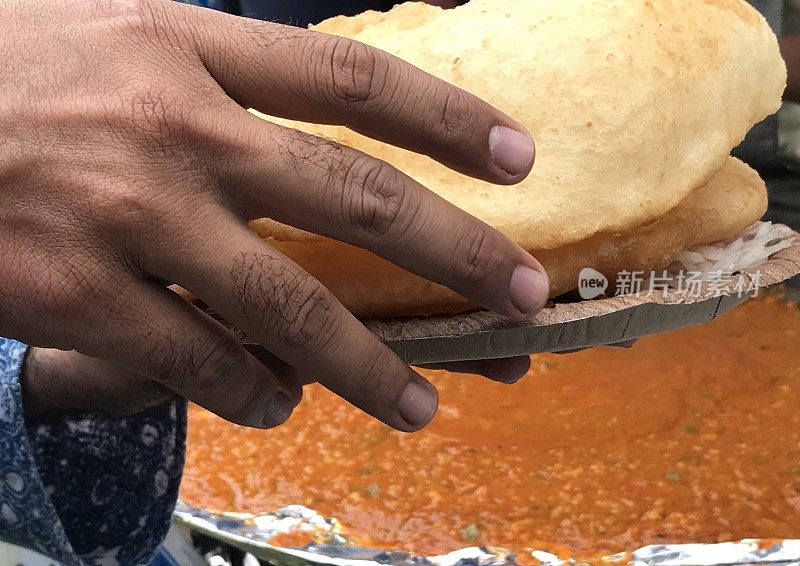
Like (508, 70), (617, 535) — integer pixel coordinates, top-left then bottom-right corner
(20, 348), (173, 422)
(1, 0), (546, 432)
(19, 349), (529, 425)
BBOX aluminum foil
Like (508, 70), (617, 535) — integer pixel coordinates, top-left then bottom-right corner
(173, 501), (800, 566)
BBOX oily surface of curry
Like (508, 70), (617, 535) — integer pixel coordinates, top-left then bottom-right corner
(182, 297), (800, 556)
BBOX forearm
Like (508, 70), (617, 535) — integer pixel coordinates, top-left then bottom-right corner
(780, 36), (800, 103)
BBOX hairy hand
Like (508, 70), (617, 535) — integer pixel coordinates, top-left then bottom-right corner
(1, 0), (547, 431)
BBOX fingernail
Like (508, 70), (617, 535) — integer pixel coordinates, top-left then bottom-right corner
(398, 381), (438, 427)
(262, 391), (294, 428)
(509, 265), (549, 316)
(489, 125), (535, 175)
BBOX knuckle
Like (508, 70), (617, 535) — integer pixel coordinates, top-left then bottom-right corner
(87, 181), (166, 251)
(231, 253), (336, 355)
(119, 0), (188, 52)
(186, 334), (246, 391)
(92, 186), (147, 228)
(355, 348), (393, 399)
(342, 158), (408, 238)
(126, 83), (186, 144)
(241, 20), (305, 50)
(276, 277), (332, 353)
(434, 86), (472, 141)
(153, 331), (244, 392)
(455, 227), (502, 284)
(112, 81), (235, 168)
(141, 334), (184, 389)
(317, 37), (389, 111)
(83, 172), (218, 260)
(278, 130), (348, 184)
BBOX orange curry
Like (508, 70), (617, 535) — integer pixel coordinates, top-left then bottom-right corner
(181, 296), (800, 557)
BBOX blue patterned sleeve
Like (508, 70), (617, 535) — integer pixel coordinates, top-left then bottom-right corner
(0, 338), (187, 566)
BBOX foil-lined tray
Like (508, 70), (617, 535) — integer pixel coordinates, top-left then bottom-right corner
(173, 502), (800, 566)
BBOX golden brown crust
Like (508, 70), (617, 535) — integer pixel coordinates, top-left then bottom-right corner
(254, 0), (784, 251)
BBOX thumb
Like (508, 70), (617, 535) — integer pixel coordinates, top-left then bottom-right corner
(21, 348), (173, 421)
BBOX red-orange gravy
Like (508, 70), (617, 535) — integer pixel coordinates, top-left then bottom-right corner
(181, 296), (800, 557)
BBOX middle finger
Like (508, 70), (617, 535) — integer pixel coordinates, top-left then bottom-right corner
(218, 112), (549, 320)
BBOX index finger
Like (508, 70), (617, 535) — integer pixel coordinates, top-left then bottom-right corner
(177, 4), (535, 183)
